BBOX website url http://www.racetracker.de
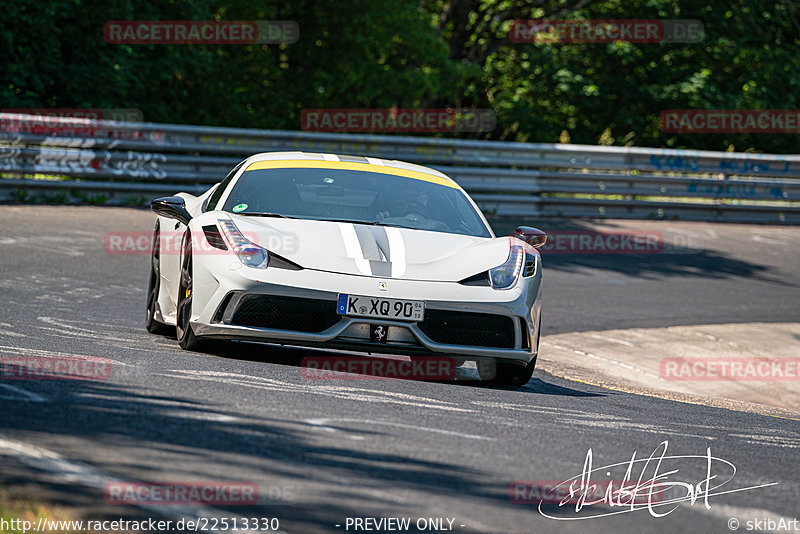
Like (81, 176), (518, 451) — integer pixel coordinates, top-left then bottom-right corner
(0, 516), (281, 532)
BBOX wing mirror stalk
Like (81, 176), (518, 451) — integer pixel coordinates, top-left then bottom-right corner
(151, 196), (192, 226)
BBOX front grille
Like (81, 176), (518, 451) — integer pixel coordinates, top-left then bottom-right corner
(230, 295), (340, 333)
(419, 310), (515, 349)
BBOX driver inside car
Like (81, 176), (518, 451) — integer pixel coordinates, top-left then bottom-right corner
(375, 184), (431, 222)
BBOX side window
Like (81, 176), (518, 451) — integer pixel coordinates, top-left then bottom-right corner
(205, 161), (244, 211)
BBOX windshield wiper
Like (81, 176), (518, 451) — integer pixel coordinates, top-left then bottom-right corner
(237, 212), (291, 218)
(248, 216), (415, 229)
(316, 218), (382, 225)
(316, 218), (415, 228)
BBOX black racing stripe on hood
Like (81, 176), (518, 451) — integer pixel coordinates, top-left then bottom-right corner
(354, 225), (382, 261)
(337, 155), (370, 163)
(353, 224), (394, 275)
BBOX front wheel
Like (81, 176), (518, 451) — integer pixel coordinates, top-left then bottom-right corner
(176, 231), (202, 351)
(477, 358), (536, 387)
(146, 221), (172, 335)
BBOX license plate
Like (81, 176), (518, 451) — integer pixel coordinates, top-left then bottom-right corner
(337, 294), (424, 321)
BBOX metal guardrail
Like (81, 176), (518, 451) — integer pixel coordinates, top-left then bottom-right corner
(1, 113), (799, 222)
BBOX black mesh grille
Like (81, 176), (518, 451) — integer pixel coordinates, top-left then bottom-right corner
(419, 310), (515, 348)
(231, 295), (340, 332)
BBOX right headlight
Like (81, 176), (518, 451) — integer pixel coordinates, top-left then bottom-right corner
(489, 245), (525, 289)
(218, 218), (269, 269)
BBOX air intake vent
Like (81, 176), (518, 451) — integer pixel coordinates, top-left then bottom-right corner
(231, 295), (340, 332)
(202, 225), (227, 250)
(419, 310), (514, 348)
(524, 254), (537, 277)
(458, 271), (490, 286)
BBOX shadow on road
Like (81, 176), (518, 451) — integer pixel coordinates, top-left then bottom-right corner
(490, 218), (790, 285)
(195, 341), (608, 398)
(0, 372), (554, 532)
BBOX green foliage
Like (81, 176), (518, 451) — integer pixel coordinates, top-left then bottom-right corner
(122, 194), (148, 207)
(1, 0), (469, 130)
(72, 190), (110, 204)
(38, 190), (70, 204)
(437, 0), (800, 152)
(9, 187), (31, 202)
(2, 0), (798, 152)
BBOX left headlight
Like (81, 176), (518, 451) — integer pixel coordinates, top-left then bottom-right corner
(489, 245), (524, 289)
(218, 218), (269, 269)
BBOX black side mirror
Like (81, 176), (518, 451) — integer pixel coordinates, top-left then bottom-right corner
(513, 226), (547, 248)
(151, 196), (192, 226)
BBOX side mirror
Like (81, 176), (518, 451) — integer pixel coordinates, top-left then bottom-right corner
(151, 196), (192, 226)
(513, 226), (547, 248)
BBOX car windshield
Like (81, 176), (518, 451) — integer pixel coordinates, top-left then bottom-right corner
(221, 167), (492, 237)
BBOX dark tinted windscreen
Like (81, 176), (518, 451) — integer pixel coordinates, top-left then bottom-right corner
(222, 168), (491, 237)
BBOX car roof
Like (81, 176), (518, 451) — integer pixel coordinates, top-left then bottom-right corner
(241, 151), (460, 190)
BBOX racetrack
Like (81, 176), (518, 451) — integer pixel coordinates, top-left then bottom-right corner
(1, 205), (798, 533)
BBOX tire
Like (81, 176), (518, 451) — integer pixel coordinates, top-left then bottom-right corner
(145, 222), (173, 335)
(478, 313), (540, 386)
(477, 358), (535, 386)
(176, 230), (203, 351)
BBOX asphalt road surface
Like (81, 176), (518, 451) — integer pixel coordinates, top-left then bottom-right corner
(0, 205), (798, 534)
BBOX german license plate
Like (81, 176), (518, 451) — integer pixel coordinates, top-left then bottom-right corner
(337, 294), (424, 321)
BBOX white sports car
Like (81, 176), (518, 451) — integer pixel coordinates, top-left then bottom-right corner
(146, 151), (546, 385)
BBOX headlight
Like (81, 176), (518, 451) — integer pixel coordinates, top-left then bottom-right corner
(218, 218), (269, 269)
(489, 245), (524, 289)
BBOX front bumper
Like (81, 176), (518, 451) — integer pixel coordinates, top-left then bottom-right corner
(190, 261), (542, 365)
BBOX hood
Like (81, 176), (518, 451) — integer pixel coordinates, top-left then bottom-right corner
(229, 216), (510, 282)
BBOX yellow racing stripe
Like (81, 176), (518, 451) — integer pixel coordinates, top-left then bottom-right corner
(244, 159), (458, 189)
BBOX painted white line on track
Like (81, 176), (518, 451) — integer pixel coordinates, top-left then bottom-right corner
(728, 432), (800, 449)
(0, 322), (26, 337)
(37, 316), (133, 344)
(70, 393), (240, 422)
(0, 345), (134, 368)
(159, 410), (239, 423)
(470, 401), (715, 440)
(588, 333), (635, 346)
(161, 369), (475, 413)
(542, 340), (663, 381)
(0, 383), (48, 403)
(0, 436), (287, 534)
(304, 417), (496, 442)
